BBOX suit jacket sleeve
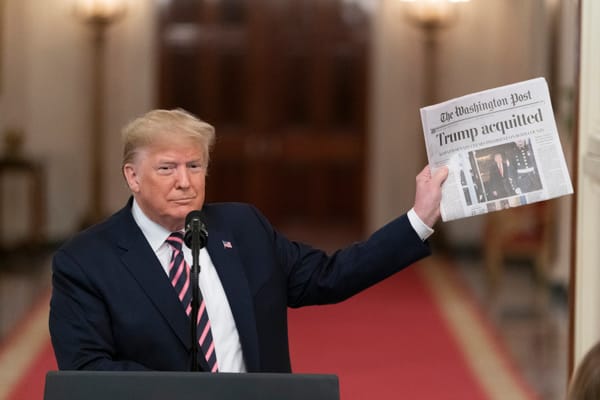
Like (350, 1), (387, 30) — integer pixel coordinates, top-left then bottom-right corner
(243, 205), (431, 307)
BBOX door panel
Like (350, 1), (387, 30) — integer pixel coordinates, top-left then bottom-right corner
(158, 0), (370, 229)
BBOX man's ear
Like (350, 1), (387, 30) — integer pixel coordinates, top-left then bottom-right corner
(123, 163), (140, 193)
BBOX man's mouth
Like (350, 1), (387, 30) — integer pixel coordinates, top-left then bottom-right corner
(172, 197), (195, 204)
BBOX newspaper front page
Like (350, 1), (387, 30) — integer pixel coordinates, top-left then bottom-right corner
(420, 77), (573, 222)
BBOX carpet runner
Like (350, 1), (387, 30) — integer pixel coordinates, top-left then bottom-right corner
(288, 260), (538, 399)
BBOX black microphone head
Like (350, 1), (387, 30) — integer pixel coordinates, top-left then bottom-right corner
(184, 210), (208, 249)
(185, 210), (204, 227)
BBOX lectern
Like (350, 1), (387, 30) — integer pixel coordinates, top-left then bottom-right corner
(44, 371), (340, 400)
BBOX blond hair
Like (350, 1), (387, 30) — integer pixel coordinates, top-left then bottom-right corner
(568, 342), (600, 400)
(121, 108), (216, 170)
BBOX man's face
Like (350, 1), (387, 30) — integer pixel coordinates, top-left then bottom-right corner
(123, 137), (206, 231)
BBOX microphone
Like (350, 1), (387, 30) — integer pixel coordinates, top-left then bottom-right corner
(183, 210), (207, 372)
(183, 210), (208, 249)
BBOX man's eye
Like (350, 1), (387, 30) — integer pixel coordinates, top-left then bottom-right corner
(157, 166), (174, 174)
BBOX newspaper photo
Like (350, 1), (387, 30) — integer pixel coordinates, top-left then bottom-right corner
(420, 77), (573, 222)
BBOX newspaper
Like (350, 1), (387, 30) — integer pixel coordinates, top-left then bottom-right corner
(420, 77), (573, 222)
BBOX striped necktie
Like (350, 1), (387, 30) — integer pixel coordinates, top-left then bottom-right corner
(166, 232), (219, 372)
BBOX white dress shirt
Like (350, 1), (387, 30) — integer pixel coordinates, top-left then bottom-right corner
(407, 207), (434, 241)
(131, 200), (246, 372)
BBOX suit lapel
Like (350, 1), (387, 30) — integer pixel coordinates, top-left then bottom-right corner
(110, 201), (259, 372)
(206, 228), (260, 372)
(112, 205), (203, 366)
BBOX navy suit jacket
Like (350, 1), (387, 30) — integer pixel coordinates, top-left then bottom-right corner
(49, 199), (430, 372)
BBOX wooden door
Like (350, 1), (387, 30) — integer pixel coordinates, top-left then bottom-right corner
(158, 0), (370, 229)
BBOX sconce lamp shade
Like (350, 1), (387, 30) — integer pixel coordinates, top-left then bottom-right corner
(400, 0), (471, 29)
(74, 0), (126, 25)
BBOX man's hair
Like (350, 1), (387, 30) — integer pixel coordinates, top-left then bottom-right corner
(121, 108), (216, 170)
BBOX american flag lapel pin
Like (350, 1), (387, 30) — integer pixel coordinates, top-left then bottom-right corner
(222, 240), (233, 249)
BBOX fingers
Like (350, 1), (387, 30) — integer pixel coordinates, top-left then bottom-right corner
(417, 165), (432, 180)
(417, 165), (448, 186)
(412, 165), (448, 228)
(433, 166), (449, 185)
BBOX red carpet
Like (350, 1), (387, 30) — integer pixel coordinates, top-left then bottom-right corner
(6, 339), (57, 400)
(0, 290), (57, 400)
(289, 266), (491, 399)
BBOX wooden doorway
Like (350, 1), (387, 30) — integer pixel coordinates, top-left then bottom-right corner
(158, 0), (371, 230)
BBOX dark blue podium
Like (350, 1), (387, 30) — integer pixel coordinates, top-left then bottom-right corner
(44, 371), (340, 400)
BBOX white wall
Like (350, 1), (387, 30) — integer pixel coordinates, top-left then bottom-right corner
(103, 0), (157, 213)
(25, 0), (93, 240)
(368, 0), (554, 241)
(0, 0), (155, 241)
(573, 0), (600, 369)
(368, 0), (425, 229)
(0, 0), (30, 243)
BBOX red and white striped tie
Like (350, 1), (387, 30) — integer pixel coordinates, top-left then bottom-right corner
(166, 232), (219, 372)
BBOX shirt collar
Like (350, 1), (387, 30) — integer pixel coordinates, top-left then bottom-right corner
(131, 198), (174, 251)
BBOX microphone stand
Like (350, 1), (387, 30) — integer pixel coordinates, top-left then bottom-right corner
(190, 221), (201, 372)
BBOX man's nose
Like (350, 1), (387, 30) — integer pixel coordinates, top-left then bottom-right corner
(176, 166), (191, 188)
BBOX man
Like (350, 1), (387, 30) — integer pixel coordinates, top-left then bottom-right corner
(49, 109), (448, 373)
(486, 152), (516, 200)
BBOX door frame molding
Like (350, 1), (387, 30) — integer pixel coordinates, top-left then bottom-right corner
(571, 0), (600, 376)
